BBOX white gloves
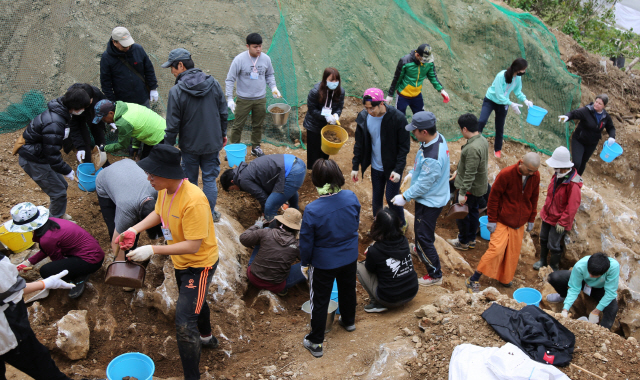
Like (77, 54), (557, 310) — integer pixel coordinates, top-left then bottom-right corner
(150, 90), (159, 102)
(561, 309), (569, 318)
(458, 192), (467, 205)
(440, 89), (450, 103)
(607, 137), (615, 146)
(271, 87), (282, 98)
(558, 115), (569, 123)
(400, 173), (412, 191)
(42, 270), (75, 290)
(385, 96), (394, 104)
(389, 171), (401, 183)
(509, 103), (523, 115)
(254, 216), (265, 228)
(487, 222), (497, 233)
(325, 115), (337, 125)
(64, 128), (70, 139)
(227, 99), (236, 113)
(16, 260), (31, 271)
(351, 170), (359, 182)
(301, 266), (309, 280)
(332, 113), (339, 124)
(524, 100), (533, 108)
(64, 170), (76, 181)
(526, 222), (534, 232)
(126, 245), (155, 262)
(391, 194), (406, 206)
(589, 310), (600, 324)
(76, 150), (85, 163)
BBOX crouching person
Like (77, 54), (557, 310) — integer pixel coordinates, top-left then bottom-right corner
(117, 145), (219, 380)
(239, 208), (306, 296)
(357, 208), (418, 313)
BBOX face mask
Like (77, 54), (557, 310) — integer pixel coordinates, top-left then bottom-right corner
(555, 168), (571, 177)
(71, 109), (84, 115)
(326, 81), (339, 90)
(517, 71), (526, 76)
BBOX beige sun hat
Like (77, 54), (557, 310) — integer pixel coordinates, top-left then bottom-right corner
(546, 146), (574, 168)
(274, 208), (302, 230)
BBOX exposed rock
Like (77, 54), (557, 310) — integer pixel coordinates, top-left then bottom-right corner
(365, 339), (417, 379)
(481, 287), (502, 302)
(519, 232), (536, 259)
(251, 289), (285, 314)
(414, 305), (438, 319)
(55, 310), (90, 360)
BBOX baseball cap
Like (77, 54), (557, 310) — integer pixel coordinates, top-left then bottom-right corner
(416, 43), (431, 57)
(112, 27), (135, 47)
(363, 88), (385, 102)
(161, 48), (192, 68)
(93, 99), (115, 124)
(405, 111), (436, 131)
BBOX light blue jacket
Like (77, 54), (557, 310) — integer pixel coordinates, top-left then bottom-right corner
(485, 70), (527, 106)
(403, 133), (450, 208)
(564, 256), (620, 312)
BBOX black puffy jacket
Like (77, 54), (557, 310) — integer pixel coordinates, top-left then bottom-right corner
(68, 83), (107, 151)
(19, 98), (72, 175)
(302, 82), (345, 133)
(100, 39), (158, 105)
(566, 103), (615, 145)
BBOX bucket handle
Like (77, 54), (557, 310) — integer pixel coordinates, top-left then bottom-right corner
(75, 175), (90, 192)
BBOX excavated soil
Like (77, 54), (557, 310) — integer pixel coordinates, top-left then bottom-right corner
(269, 107), (286, 114)
(322, 130), (342, 144)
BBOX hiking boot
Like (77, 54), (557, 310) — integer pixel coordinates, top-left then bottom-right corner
(303, 337), (323, 358)
(446, 238), (468, 251)
(465, 278), (480, 294)
(364, 302), (388, 313)
(212, 210), (221, 223)
(494, 150), (501, 158)
(418, 274), (442, 287)
(534, 246), (549, 270)
(500, 281), (512, 288)
(276, 289), (288, 297)
(251, 145), (265, 157)
(69, 274), (90, 299)
(533, 259), (547, 270)
(549, 252), (562, 272)
(201, 334), (219, 349)
(546, 293), (565, 303)
(338, 317), (356, 332)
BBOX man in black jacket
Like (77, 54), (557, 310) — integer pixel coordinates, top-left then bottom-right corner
(18, 88), (91, 219)
(66, 83), (110, 167)
(351, 88), (410, 228)
(100, 27), (158, 107)
(162, 48), (228, 222)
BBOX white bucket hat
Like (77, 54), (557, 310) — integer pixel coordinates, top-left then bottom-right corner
(4, 202), (50, 233)
(546, 146), (574, 169)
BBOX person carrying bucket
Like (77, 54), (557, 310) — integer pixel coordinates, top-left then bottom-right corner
(162, 48), (228, 222)
(478, 58), (533, 158)
(558, 94), (616, 176)
(117, 145), (219, 380)
(17, 87), (91, 220)
(533, 146), (582, 272)
(351, 88), (410, 232)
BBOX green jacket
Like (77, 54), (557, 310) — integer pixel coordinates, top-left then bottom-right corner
(388, 51), (443, 98)
(454, 134), (488, 197)
(105, 101), (166, 153)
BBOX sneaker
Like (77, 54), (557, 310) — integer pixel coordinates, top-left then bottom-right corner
(418, 274), (442, 287)
(364, 302), (388, 313)
(68, 275), (90, 299)
(338, 317), (356, 331)
(465, 278), (480, 294)
(494, 150), (501, 158)
(303, 337), (323, 358)
(212, 210), (221, 223)
(446, 238), (469, 251)
(467, 240), (476, 249)
(276, 289), (288, 297)
(500, 281), (512, 288)
(201, 334), (219, 349)
(546, 293), (565, 303)
(251, 145), (265, 157)
(63, 213), (73, 221)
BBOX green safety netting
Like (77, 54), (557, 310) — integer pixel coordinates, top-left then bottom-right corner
(0, 0), (580, 155)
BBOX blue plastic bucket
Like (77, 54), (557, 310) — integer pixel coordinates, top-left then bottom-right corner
(106, 352), (155, 380)
(224, 144), (247, 167)
(479, 215), (491, 241)
(513, 287), (542, 307)
(599, 142), (623, 163)
(77, 163), (102, 192)
(525, 105), (548, 126)
(331, 280), (340, 315)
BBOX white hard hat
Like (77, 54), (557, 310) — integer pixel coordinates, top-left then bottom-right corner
(546, 146), (574, 168)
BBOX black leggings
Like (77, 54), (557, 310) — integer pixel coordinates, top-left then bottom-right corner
(570, 137), (598, 176)
(39, 256), (103, 283)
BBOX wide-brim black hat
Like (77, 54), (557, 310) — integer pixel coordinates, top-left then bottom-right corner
(137, 144), (185, 180)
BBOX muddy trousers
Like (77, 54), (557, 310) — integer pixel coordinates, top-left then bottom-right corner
(175, 263), (218, 380)
(414, 204), (443, 279)
(547, 270), (619, 329)
(307, 261), (357, 344)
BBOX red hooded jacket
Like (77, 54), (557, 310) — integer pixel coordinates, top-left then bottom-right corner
(487, 161), (540, 229)
(540, 169), (582, 230)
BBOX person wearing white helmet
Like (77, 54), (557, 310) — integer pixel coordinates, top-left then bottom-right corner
(534, 146), (583, 271)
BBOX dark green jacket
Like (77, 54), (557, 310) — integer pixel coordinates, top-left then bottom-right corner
(454, 134), (488, 197)
(388, 50), (443, 98)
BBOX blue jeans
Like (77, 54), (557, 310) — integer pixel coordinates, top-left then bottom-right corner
(455, 193), (480, 244)
(396, 93), (424, 115)
(371, 169), (406, 224)
(181, 151), (221, 214)
(248, 246), (306, 290)
(478, 97), (508, 152)
(264, 158), (306, 221)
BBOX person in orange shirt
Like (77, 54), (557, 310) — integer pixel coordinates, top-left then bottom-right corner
(117, 144), (219, 380)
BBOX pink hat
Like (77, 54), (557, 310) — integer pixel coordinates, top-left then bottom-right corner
(363, 88), (384, 102)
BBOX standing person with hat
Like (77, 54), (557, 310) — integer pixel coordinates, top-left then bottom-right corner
(385, 43), (449, 115)
(533, 146), (582, 271)
(100, 26), (158, 107)
(162, 48), (228, 223)
(239, 208), (306, 296)
(351, 88), (410, 231)
(391, 111), (450, 287)
(94, 99), (166, 160)
(117, 145), (219, 380)
(10, 202), (105, 299)
(225, 33), (282, 157)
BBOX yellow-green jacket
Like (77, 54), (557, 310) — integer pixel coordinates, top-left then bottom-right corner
(104, 101), (166, 153)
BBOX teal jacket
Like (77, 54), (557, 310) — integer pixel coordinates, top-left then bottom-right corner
(403, 133), (450, 208)
(485, 70), (527, 106)
(564, 256), (620, 312)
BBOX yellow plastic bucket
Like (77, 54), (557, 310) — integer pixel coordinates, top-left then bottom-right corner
(320, 125), (348, 156)
(0, 225), (35, 253)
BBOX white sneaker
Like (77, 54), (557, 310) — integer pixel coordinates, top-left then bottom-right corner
(63, 214), (73, 220)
